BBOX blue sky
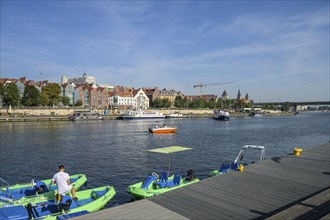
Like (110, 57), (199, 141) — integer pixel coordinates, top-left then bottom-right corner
(1, 1), (329, 102)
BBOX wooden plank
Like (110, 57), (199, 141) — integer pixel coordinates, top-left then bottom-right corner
(76, 200), (189, 219)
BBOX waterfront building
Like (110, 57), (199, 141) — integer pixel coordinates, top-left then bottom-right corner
(61, 72), (96, 85)
(159, 89), (179, 106)
(142, 87), (160, 107)
(109, 87), (149, 109)
(61, 83), (76, 106)
(96, 87), (109, 109)
(133, 88), (149, 109)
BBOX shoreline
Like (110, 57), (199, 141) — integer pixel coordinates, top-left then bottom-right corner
(0, 109), (296, 123)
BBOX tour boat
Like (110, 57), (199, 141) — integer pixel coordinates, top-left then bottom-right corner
(0, 174), (87, 207)
(208, 145), (265, 176)
(127, 146), (199, 199)
(0, 185), (116, 220)
(121, 109), (166, 120)
(149, 124), (177, 133)
(213, 109), (230, 121)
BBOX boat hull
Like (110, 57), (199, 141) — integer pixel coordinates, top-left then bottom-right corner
(0, 174), (87, 207)
(213, 115), (230, 121)
(0, 186), (116, 220)
(122, 116), (166, 120)
(149, 128), (177, 133)
(127, 175), (199, 199)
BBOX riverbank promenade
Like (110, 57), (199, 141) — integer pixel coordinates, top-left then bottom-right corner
(75, 142), (330, 220)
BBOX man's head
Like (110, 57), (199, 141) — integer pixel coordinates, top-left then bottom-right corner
(58, 165), (65, 171)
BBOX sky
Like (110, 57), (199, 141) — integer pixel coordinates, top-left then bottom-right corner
(1, 1), (329, 102)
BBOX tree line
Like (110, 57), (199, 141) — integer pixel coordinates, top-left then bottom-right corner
(0, 82), (76, 107)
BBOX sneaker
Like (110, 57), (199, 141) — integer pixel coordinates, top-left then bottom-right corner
(72, 197), (78, 200)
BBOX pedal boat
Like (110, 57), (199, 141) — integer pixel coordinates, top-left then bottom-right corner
(148, 124), (177, 133)
(209, 145), (265, 176)
(127, 146), (199, 199)
(0, 185), (116, 220)
(0, 174), (87, 207)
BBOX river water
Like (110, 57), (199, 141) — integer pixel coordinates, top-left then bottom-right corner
(0, 112), (329, 207)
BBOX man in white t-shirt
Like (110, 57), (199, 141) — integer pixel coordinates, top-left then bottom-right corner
(51, 165), (78, 200)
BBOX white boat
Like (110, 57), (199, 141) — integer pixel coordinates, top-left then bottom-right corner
(166, 113), (189, 118)
(149, 124), (177, 133)
(213, 110), (230, 121)
(121, 109), (166, 120)
(249, 111), (263, 117)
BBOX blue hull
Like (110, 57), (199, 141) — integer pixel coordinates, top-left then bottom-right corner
(213, 116), (230, 121)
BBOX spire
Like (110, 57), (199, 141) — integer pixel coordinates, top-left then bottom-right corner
(237, 89), (241, 100)
(245, 93), (249, 100)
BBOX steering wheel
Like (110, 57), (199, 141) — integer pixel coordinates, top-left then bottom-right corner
(151, 172), (159, 179)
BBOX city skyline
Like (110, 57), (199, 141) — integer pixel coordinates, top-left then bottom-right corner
(1, 1), (329, 102)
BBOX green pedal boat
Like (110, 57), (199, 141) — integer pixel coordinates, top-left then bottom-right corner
(0, 185), (116, 220)
(0, 174), (87, 207)
(127, 146), (200, 199)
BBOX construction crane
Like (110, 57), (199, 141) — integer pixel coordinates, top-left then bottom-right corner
(193, 82), (234, 98)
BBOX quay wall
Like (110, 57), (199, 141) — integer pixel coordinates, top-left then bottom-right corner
(0, 108), (284, 116)
(0, 108), (293, 122)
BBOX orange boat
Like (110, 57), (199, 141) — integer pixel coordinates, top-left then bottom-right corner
(149, 124), (177, 133)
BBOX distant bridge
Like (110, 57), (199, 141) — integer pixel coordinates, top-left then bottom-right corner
(254, 101), (330, 106)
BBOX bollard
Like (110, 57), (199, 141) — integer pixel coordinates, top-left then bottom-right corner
(293, 148), (303, 156)
(238, 164), (244, 172)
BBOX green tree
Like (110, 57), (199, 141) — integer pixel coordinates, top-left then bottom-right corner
(0, 83), (4, 98)
(21, 85), (40, 106)
(74, 100), (83, 106)
(39, 92), (49, 106)
(163, 98), (172, 108)
(42, 83), (62, 106)
(207, 98), (217, 109)
(153, 98), (162, 108)
(174, 96), (184, 108)
(281, 102), (291, 111)
(61, 96), (71, 106)
(3, 82), (20, 106)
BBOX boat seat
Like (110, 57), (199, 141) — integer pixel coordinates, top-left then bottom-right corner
(92, 189), (107, 198)
(166, 173), (181, 188)
(0, 205), (28, 219)
(154, 171), (168, 188)
(219, 162), (232, 173)
(141, 175), (157, 189)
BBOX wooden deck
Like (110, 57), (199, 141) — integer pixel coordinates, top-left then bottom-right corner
(75, 142), (330, 219)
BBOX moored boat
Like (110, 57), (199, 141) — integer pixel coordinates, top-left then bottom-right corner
(208, 145), (265, 176)
(149, 124), (177, 133)
(127, 146), (199, 199)
(121, 109), (166, 120)
(69, 112), (103, 121)
(0, 185), (116, 220)
(0, 174), (87, 207)
(213, 109), (230, 121)
(165, 113), (189, 118)
(249, 111), (263, 117)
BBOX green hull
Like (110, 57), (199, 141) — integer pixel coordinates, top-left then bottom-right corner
(0, 186), (116, 220)
(0, 174), (87, 207)
(43, 186), (116, 219)
(127, 175), (199, 199)
(208, 170), (226, 177)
